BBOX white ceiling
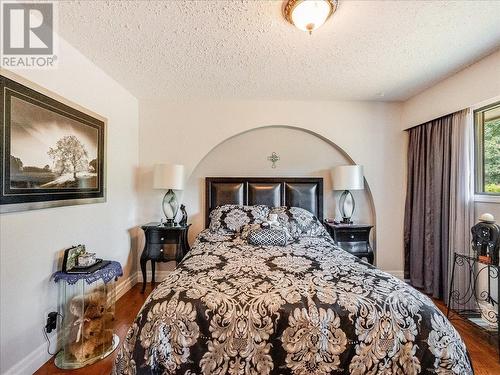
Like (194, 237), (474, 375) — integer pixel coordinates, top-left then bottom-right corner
(58, 0), (500, 101)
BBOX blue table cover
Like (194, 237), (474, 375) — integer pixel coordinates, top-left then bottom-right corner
(53, 260), (123, 285)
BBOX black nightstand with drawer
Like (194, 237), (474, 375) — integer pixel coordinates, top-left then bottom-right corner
(324, 222), (374, 264)
(140, 223), (191, 292)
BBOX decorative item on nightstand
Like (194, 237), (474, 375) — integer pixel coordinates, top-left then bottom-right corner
(62, 245), (110, 273)
(331, 165), (364, 224)
(471, 213), (500, 265)
(153, 163), (184, 226)
(179, 204), (188, 226)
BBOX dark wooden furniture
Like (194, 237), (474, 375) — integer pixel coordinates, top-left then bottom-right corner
(140, 223), (191, 293)
(205, 177), (323, 227)
(324, 222), (374, 264)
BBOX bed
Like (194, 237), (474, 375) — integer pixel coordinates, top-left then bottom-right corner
(113, 177), (472, 375)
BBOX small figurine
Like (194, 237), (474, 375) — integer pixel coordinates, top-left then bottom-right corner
(471, 213), (500, 264)
(267, 213), (280, 228)
(179, 204), (188, 226)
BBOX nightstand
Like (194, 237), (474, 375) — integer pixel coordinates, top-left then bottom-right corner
(140, 223), (191, 292)
(323, 222), (374, 264)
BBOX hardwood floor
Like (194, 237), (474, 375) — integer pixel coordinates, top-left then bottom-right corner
(433, 299), (500, 375)
(35, 284), (500, 374)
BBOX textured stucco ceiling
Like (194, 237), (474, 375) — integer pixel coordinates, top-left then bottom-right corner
(58, 0), (500, 101)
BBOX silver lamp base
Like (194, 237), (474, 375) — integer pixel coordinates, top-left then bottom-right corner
(162, 189), (179, 226)
(339, 189), (355, 224)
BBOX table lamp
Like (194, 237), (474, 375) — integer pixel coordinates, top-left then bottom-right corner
(153, 163), (184, 226)
(331, 165), (364, 224)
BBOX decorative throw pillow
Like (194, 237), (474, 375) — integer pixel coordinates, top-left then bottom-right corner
(247, 228), (288, 246)
(209, 205), (270, 234)
(268, 206), (328, 239)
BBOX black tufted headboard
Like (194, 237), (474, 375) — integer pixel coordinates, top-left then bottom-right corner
(205, 177), (323, 227)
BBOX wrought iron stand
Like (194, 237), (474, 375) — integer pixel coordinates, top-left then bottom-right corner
(447, 252), (499, 358)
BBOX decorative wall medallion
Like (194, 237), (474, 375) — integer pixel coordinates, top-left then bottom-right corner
(267, 152), (280, 168)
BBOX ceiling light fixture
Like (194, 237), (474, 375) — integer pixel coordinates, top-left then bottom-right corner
(283, 0), (338, 34)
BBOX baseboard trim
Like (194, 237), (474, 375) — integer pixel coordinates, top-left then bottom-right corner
(141, 270), (171, 282)
(115, 271), (138, 300)
(116, 270), (173, 299)
(4, 339), (53, 375)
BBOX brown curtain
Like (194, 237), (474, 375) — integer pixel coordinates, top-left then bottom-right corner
(404, 114), (454, 299)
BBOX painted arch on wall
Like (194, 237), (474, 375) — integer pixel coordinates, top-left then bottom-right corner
(182, 125), (377, 257)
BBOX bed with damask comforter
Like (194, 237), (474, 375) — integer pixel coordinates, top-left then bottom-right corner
(113, 206), (472, 375)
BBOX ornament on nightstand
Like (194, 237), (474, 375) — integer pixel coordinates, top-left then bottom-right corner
(179, 204), (188, 226)
(471, 213), (500, 265)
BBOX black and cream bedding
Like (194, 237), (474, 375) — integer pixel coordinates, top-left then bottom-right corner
(113, 207), (472, 375)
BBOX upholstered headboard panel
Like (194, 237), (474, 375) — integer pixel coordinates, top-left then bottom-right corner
(205, 177), (323, 227)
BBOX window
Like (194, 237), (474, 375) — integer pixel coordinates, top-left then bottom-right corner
(475, 102), (500, 195)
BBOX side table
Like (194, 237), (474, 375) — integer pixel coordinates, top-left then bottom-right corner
(323, 222), (374, 264)
(140, 223), (191, 292)
(52, 261), (122, 369)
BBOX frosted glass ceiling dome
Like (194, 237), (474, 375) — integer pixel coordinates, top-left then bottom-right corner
(284, 0), (338, 34)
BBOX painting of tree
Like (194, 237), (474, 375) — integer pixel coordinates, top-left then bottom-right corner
(48, 135), (89, 179)
(10, 155), (23, 173)
(89, 158), (97, 173)
(1, 75), (105, 212)
(5, 92), (100, 190)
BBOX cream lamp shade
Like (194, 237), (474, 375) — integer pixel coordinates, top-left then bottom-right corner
(153, 164), (184, 226)
(331, 165), (364, 191)
(153, 164), (184, 190)
(331, 165), (364, 224)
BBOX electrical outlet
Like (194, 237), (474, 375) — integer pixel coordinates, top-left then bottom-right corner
(45, 311), (58, 333)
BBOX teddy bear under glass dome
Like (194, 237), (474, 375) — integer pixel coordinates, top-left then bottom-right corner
(53, 261), (122, 369)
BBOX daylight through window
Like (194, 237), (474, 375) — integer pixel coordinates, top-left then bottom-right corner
(475, 102), (500, 195)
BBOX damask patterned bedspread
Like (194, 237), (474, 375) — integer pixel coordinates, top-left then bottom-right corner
(113, 230), (472, 375)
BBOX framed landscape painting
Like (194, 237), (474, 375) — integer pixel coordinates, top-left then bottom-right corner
(0, 74), (106, 213)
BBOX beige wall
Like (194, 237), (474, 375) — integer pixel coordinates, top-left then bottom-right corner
(402, 49), (500, 129)
(183, 126), (376, 243)
(138, 100), (406, 275)
(0, 36), (139, 374)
